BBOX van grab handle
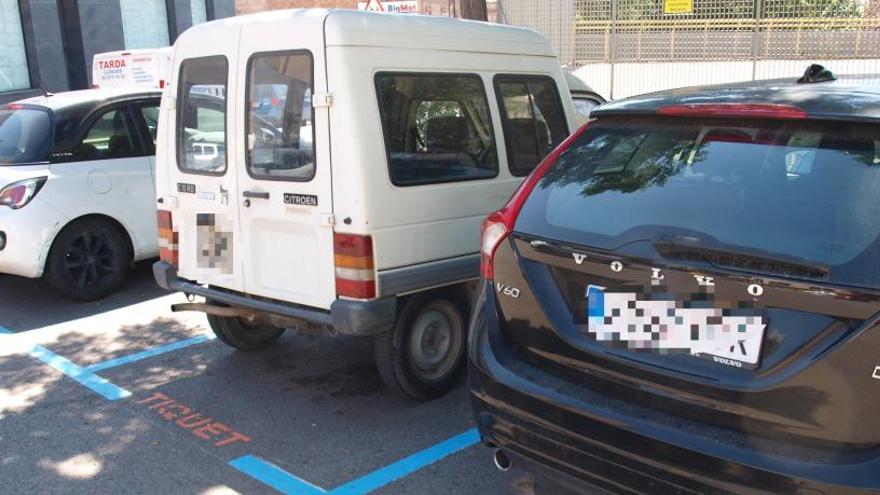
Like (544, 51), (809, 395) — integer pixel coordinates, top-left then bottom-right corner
(242, 191), (270, 199)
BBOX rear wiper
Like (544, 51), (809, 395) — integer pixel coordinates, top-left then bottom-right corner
(651, 234), (831, 278)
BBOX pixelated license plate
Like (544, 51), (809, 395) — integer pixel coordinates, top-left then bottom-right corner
(586, 285), (766, 369)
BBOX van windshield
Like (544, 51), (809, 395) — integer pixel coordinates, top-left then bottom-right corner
(516, 115), (880, 288)
(0, 107), (51, 165)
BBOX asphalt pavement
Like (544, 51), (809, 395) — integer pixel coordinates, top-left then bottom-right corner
(0, 263), (533, 495)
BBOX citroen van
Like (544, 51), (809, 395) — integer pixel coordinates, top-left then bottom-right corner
(153, 8), (578, 400)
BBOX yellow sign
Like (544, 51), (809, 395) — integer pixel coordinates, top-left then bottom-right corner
(664, 0), (693, 14)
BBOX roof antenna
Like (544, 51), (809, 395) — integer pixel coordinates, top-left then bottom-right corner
(797, 64), (836, 84)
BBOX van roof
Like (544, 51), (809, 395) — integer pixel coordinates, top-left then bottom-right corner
(188, 9), (556, 58)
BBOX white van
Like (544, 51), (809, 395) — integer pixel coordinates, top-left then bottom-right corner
(92, 48), (173, 89)
(153, 9), (578, 399)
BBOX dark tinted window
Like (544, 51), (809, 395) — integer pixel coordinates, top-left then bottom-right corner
(0, 108), (51, 165)
(137, 103), (160, 154)
(71, 108), (139, 161)
(246, 51), (314, 181)
(496, 76), (568, 176)
(517, 116), (880, 288)
(177, 56), (227, 174)
(376, 73), (497, 186)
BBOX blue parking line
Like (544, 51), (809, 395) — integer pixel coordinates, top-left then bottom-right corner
(29, 345), (131, 401)
(83, 334), (214, 374)
(230, 456), (327, 495)
(330, 428), (480, 495)
(230, 429), (480, 495)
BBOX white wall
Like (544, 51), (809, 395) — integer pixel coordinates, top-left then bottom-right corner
(573, 59), (880, 100)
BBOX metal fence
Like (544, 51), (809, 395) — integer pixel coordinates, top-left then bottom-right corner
(497, 0), (880, 98)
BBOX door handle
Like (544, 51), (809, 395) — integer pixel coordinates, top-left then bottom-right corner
(242, 191), (270, 199)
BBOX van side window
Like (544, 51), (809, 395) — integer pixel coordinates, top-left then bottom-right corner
(246, 51), (315, 181)
(73, 108), (139, 161)
(376, 73), (498, 186)
(177, 56), (228, 174)
(495, 76), (569, 176)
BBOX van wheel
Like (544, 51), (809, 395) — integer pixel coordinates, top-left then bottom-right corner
(207, 312), (285, 351)
(374, 294), (466, 401)
(46, 218), (130, 301)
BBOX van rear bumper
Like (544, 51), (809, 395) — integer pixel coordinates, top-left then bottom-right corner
(153, 261), (396, 336)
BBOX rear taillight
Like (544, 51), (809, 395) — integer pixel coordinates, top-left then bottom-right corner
(334, 233), (376, 299)
(656, 103), (807, 120)
(480, 123), (594, 279)
(157, 210), (178, 267)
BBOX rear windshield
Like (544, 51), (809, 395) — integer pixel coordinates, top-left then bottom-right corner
(516, 116), (880, 288)
(0, 108), (51, 165)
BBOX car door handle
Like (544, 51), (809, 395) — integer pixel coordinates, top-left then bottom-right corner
(242, 191), (270, 199)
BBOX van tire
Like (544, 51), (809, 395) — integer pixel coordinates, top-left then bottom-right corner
(45, 217), (130, 301)
(207, 312), (285, 351)
(374, 293), (467, 401)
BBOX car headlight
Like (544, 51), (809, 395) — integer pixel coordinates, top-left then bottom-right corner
(0, 177), (47, 209)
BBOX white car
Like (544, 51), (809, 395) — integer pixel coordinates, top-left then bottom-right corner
(0, 88), (161, 300)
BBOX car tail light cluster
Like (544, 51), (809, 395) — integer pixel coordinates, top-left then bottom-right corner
(656, 103), (807, 120)
(334, 233), (376, 299)
(481, 124), (593, 279)
(157, 210), (179, 268)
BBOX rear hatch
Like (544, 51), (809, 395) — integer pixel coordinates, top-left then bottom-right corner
(492, 114), (880, 454)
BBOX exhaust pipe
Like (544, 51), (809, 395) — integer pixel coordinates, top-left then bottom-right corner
(493, 449), (512, 472)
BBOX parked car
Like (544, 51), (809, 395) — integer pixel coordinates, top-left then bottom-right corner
(470, 70), (880, 493)
(564, 71), (605, 126)
(152, 8), (579, 400)
(0, 88), (161, 300)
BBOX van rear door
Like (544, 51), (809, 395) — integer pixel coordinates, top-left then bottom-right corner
(233, 20), (335, 309)
(166, 28), (245, 293)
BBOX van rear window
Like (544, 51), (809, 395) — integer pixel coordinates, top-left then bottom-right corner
(177, 56), (228, 174)
(516, 116), (880, 288)
(376, 73), (498, 186)
(495, 75), (569, 176)
(246, 51), (314, 181)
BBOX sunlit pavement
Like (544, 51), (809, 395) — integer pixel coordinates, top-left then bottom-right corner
(0, 264), (534, 494)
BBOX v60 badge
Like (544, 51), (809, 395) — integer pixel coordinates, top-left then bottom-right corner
(496, 283), (521, 299)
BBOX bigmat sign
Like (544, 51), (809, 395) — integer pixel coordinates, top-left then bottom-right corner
(358, 0), (419, 13)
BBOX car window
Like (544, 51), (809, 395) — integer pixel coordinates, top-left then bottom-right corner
(496, 76), (569, 176)
(516, 115), (880, 289)
(137, 103), (160, 154)
(376, 73), (498, 186)
(572, 96), (601, 121)
(246, 51), (314, 181)
(0, 107), (51, 165)
(73, 108), (138, 161)
(177, 56), (227, 174)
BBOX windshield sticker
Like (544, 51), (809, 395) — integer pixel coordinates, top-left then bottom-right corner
(196, 213), (233, 274)
(585, 285), (766, 369)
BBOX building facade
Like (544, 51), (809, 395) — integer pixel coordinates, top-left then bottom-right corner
(0, 0), (234, 103)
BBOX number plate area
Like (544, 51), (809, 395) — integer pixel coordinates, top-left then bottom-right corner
(585, 285), (766, 369)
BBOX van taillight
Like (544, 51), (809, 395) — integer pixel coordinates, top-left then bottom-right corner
(334, 233), (376, 299)
(157, 210), (179, 268)
(481, 122), (594, 279)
